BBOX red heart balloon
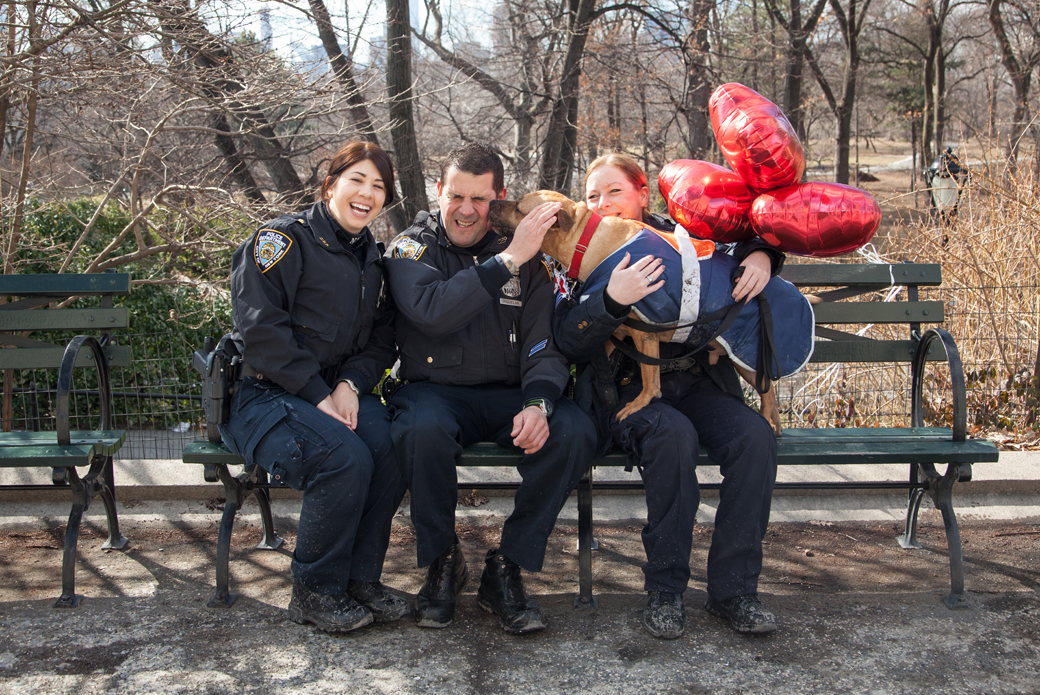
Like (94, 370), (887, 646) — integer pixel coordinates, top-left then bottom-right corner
(709, 83), (806, 192)
(658, 159), (756, 243)
(749, 182), (881, 257)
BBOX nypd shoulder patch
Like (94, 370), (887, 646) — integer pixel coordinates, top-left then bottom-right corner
(254, 229), (293, 273)
(392, 237), (427, 261)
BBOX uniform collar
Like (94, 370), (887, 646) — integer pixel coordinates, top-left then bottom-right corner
(306, 202), (373, 255)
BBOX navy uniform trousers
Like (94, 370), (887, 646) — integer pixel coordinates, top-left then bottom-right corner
(611, 369), (777, 602)
(220, 378), (405, 595)
(390, 383), (596, 572)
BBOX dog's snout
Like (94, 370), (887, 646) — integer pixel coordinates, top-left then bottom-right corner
(488, 199), (516, 234)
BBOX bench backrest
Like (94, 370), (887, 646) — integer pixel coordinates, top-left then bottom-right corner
(0, 273), (131, 369)
(780, 262), (946, 363)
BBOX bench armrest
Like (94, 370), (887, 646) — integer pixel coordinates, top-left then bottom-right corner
(911, 327), (967, 442)
(56, 335), (113, 446)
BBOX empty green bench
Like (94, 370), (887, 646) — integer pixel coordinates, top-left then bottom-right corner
(0, 273), (131, 607)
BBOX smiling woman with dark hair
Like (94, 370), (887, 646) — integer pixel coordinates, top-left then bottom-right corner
(219, 141), (407, 634)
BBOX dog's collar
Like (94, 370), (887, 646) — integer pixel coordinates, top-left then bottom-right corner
(568, 212), (602, 280)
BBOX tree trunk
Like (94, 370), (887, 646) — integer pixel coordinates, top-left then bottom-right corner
(538, 0), (596, 193)
(784, 0), (806, 141)
(683, 0), (714, 160)
(988, 0), (1039, 169)
(386, 0), (428, 222)
(211, 111), (266, 204)
(308, 0), (378, 141)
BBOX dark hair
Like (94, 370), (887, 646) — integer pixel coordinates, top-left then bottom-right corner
(440, 142), (504, 194)
(320, 141), (396, 205)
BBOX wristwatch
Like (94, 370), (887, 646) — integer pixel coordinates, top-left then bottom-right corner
(339, 379), (361, 396)
(523, 397), (553, 419)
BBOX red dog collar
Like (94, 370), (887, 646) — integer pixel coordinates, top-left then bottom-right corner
(567, 213), (602, 280)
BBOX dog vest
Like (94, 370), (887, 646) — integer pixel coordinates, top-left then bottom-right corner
(579, 225), (815, 377)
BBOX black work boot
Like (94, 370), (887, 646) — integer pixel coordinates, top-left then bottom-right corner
(704, 594), (777, 634)
(476, 550), (546, 634)
(415, 541), (468, 628)
(642, 591), (685, 639)
(348, 580), (410, 623)
(287, 578), (373, 633)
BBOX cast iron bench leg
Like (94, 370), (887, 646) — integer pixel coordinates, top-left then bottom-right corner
(209, 463), (244, 608)
(99, 456), (128, 550)
(897, 463), (925, 550)
(935, 463), (970, 609)
(574, 469), (597, 609)
(55, 468), (86, 608)
(252, 469), (283, 551)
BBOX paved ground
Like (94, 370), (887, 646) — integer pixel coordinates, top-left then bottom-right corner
(1, 497), (1039, 694)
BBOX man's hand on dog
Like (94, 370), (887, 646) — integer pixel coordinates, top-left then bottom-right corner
(512, 406), (550, 454)
(606, 253), (666, 305)
(499, 201), (561, 268)
(732, 250), (771, 301)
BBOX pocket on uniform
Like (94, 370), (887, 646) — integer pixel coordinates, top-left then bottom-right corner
(504, 344), (520, 367)
(422, 342), (463, 370)
(291, 304), (340, 342)
(244, 404), (343, 490)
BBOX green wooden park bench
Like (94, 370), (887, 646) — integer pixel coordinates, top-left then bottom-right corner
(183, 262), (998, 610)
(0, 273), (131, 607)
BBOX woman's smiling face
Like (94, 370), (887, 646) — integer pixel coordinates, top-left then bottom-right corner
(585, 164), (649, 220)
(325, 158), (386, 234)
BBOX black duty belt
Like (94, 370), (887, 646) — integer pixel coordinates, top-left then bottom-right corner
(240, 362), (266, 380)
(660, 355), (701, 374)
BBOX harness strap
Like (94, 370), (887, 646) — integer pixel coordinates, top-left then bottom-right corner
(567, 213), (603, 279)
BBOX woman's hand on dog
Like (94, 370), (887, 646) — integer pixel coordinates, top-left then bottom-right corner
(606, 253), (665, 305)
(500, 201), (561, 268)
(732, 250), (771, 301)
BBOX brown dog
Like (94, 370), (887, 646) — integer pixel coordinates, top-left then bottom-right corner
(489, 190), (791, 434)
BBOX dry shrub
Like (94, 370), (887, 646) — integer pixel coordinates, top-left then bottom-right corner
(771, 161), (1040, 438)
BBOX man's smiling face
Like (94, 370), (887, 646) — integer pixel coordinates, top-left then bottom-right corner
(436, 167), (507, 248)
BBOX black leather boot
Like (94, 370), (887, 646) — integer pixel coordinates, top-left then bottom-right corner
(287, 577), (373, 633)
(348, 580), (411, 623)
(476, 550), (545, 634)
(642, 590), (685, 639)
(415, 541), (468, 628)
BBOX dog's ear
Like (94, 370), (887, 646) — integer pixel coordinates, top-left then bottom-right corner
(555, 200), (579, 231)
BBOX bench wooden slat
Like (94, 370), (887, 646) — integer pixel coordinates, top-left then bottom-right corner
(0, 273), (130, 296)
(183, 441), (245, 465)
(770, 438), (999, 465)
(0, 345), (132, 369)
(812, 301), (944, 324)
(185, 430), (999, 471)
(0, 308), (129, 332)
(780, 263), (941, 287)
(0, 443), (98, 468)
(809, 340), (947, 363)
(0, 430), (125, 454)
(775, 427), (954, 441)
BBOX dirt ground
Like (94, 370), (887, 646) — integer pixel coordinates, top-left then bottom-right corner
(1, 512), (1039, 694)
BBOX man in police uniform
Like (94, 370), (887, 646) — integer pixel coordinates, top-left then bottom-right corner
(385, 143), (596, 634)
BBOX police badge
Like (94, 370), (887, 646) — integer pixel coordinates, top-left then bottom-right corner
(500, 276), (522, 306)
(254, 229), (293, 273)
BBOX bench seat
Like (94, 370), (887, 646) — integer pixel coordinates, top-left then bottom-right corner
(0, 431), (126, 467)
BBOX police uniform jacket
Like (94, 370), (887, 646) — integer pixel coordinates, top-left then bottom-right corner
(384, 211), (568, 406)
(552, 212), (784, 451)
(228, 201), (395, 406)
